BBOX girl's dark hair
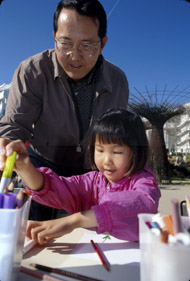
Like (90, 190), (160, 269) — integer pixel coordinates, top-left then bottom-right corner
(53, 0), (107, 40)
(88, 108), (149, 176)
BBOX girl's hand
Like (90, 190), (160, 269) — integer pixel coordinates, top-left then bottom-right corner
(0, 138), (16, 170)
(26, 210), (98, 245)
(0, 139), (43, 191)
(26, 217), (75, 245)
(0, 139), (29, 172)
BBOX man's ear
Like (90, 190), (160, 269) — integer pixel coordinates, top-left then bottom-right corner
(99, 36), (108, 54)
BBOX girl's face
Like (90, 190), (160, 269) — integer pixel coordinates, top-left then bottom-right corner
(94, 137), (132, 183)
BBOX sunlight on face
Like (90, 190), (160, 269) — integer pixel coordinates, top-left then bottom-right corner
(94, 137), (132, 183)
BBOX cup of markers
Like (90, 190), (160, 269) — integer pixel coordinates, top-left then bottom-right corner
(0, 152), (31, 281)
(138, 199), (190, 281)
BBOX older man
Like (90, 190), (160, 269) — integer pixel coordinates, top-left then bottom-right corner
(0, 0), (129, 220)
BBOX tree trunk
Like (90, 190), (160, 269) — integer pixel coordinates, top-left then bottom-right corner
(148, 126), (171, 184)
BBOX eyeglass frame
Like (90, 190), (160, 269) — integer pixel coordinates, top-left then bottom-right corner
(54, 37), (101, 57)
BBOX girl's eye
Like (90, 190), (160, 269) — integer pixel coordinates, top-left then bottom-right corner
(96, 148), (103, 153)
(114, 151), (123, 154)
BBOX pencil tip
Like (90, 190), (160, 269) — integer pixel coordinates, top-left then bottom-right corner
(8, 181), (14, 192)
(104, 263), (111, 271)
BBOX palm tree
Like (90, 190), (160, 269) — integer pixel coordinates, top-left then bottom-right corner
(129, 84), (190, 184)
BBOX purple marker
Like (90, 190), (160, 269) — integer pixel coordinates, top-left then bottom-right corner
(0, 193), (4, 208)
(3, 193), (16, 209)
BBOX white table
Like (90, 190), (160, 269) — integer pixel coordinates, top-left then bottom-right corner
(18, 228), (140, 281)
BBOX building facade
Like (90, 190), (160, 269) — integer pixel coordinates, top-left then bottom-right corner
(0, 83), (11, 119)
(164, 103), (190, 153)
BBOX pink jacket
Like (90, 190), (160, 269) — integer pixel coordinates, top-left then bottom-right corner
(29, 166), (161, 241)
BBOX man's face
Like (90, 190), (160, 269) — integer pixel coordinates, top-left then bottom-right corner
(53, 8), (108, 83)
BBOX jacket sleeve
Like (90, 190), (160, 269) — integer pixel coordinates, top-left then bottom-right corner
(0, 60), (43, 140)
(27, 168), (97, 213)
(92, 170), (161, 241)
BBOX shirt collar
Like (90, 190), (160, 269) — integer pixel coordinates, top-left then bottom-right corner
(52, 51), (111, 93)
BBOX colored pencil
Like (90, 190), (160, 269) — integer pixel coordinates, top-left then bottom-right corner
(16, 188), (24, 208)
(30, 263), (105, 281)
(7, 181), (14, 192)
(20, 266), (65, 281)
(90, 240), (110, 272)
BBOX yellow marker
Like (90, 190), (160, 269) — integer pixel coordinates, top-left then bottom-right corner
(0, 151), (17, 193)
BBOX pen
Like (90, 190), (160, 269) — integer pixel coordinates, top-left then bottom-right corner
(30, 263), (105, 281)
(90, 240), (110, 272)
(0, 151), (17, 193)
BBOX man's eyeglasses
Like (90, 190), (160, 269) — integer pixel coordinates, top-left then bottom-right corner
(55, 37), (101, 57)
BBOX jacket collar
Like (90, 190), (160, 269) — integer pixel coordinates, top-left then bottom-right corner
(52, 50), (112, 94)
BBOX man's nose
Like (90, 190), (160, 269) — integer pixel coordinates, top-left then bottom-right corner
(69, 47), (81, 60)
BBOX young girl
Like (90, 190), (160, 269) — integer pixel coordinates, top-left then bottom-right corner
(5, 108), (161, 244)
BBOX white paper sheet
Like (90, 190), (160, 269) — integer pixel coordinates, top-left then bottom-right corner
(70, 232), (140, 265)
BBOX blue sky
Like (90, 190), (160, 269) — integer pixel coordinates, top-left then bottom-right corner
(0, 0), (190, 100)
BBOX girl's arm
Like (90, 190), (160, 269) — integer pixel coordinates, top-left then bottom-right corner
(1, 139), (43, 191)
(27, 209), (98, 245)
